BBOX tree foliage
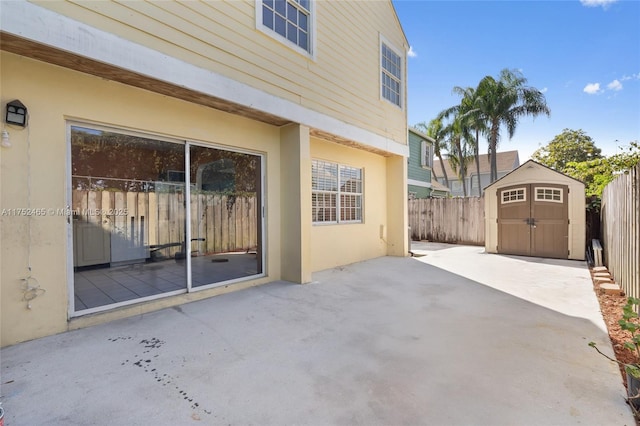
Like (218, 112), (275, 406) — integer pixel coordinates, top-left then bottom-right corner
(473, 68), (550, 182)
(563, 141), (640, 197)
(414, 118), (450, 188)
(532, 129), (602, 171)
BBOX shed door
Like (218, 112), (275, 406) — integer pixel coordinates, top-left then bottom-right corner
(498, 184), (569, 259)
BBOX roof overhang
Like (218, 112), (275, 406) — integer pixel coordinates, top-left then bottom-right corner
(0, 1), (408, 158)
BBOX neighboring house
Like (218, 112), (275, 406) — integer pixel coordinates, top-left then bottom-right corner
(407, 127), (434, 199)
(0, 1), (409, 346)
(433, 150), (520, 197)
(429, 179), (451, 198)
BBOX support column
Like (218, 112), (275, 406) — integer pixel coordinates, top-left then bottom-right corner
(386, 154), (409, 256)
(280, 124), (312, 283)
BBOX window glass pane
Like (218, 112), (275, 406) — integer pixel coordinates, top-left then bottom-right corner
(275, 0), (286, 15)
(287, 3), (297, 23)
(262, 7), (273, 28)
(298, 0), (310, 11)
(71, 126), (187, 311)
(275, 14), (286, 37)
(264, 0), (274, 7)
(189, 146), (263, 287)
(298, 30), (308, 50)
(287, 22), (297, 43)
(299, 10), (308, 29)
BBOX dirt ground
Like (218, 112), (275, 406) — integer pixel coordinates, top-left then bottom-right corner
(591, 267), (640, 422)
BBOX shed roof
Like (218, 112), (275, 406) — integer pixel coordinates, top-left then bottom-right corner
(484, 159), (585, 190)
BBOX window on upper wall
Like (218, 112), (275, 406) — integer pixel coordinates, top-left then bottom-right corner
(312, 159), (363, 224)
(420, 140), (433, 168)
(259, 0), (312, 55)
(380, 39), (403, 107)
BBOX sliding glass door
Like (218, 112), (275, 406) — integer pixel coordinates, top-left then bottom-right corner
(188, 145), (263, 287)
(70, 124), (263, 314)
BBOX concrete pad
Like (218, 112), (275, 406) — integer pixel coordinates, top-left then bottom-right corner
(0, 242), (633, 425)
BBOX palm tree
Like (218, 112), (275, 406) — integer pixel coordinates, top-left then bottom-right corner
(442, 86), (487, 195)
(474, 68), (550, 182)
(415, 118), (450, 188)
(439, 110), (474, 196)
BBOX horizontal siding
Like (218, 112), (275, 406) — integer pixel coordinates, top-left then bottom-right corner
(30, 0), (408, 145)
(408, 133), (431, 182)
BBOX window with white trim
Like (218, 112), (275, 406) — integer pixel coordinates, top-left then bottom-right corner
(535, 187), (563, 203)
(260, 0), (311, 53)
(381, 41), (402, 107)
(501, 188), (526, 204)
(312, 160), (363, 223)
(420, 140), (433, 168)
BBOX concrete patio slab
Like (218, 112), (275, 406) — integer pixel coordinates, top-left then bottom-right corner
(0, 242), (633, 425)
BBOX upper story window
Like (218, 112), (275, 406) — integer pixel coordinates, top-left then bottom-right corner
(259, 0), (312, 55)
(420, 140), (433, 168)
(380, 39), (403, 107)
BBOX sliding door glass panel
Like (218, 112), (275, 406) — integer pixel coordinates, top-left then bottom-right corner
(71, 126), (186, 311)
(189, 145), (263, 287)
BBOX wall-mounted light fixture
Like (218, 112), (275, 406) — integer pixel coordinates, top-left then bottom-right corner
(5, 100), (27, 127)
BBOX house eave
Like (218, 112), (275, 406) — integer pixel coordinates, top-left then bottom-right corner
(0, 1), (408, 158)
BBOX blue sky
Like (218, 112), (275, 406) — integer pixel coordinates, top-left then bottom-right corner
(393, 0), (640, 160)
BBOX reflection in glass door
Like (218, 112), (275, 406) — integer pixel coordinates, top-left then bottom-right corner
(70, 125), (265, 314)
(71, 125), (187, 312)
(188, 145), (263, 288)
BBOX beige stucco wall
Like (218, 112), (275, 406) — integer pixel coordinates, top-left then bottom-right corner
(484, 162), (586, 260)
(310, 138), (396, 272)
(1, 50), (409, 346)
(0, 52), (285, 346)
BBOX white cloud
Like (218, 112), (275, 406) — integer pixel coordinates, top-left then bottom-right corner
(580, 0), (618, 8)
(621, 73), (640, 81)
(583, 83), (603, 94)
(407, 46), (417, 58)
(540, 87), (548, 93)
(607, 79), (623, 91)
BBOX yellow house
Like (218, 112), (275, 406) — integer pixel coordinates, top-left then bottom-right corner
(0, 0), (409, 346)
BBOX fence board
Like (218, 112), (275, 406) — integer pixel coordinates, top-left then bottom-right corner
(601, 164), (640, 298)
(71, 189), (259, 259)
(409, 197), (485, 246)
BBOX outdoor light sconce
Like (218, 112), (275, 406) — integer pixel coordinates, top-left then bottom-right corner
(5, 99), (27, 127)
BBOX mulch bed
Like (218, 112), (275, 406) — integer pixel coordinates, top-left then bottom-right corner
(590, 267), (640, 423)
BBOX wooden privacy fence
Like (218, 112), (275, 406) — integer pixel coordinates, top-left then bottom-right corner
(601, 164), (640, 299)
(72, 190), (258, 258)
(409, 197), (485, 245)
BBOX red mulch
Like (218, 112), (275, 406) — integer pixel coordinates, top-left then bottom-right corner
(590, 267), (640, 422)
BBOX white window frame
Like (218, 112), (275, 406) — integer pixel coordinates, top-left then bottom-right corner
(501, 187), (527, 204)
(256, 0), (316, 59)
(420, 140), (433, 168)
(379, 35), (404, 108)
(312, 159), (363, 224)
(535, 187), (563, 203)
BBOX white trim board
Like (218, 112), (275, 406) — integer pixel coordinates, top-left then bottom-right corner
(407, 179), (432, 188)
(1, 1), (408, 157)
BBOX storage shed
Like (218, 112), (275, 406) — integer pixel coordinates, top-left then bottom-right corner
(485, 160), (585, 260)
